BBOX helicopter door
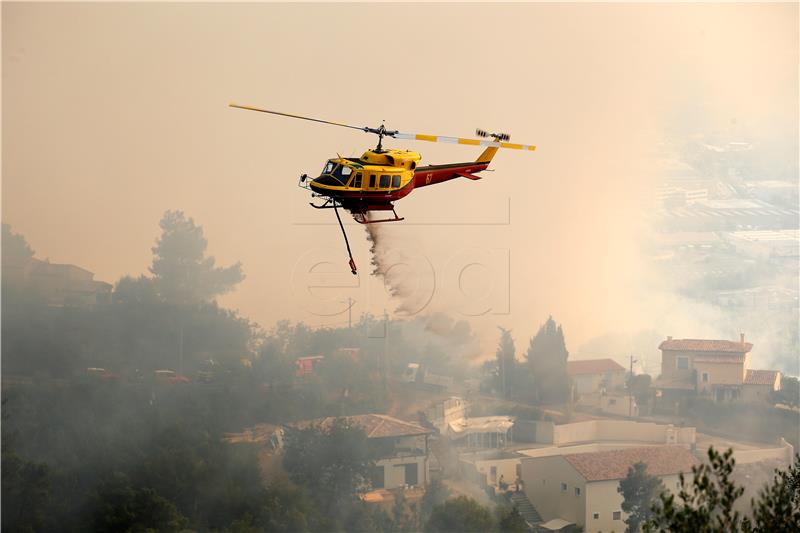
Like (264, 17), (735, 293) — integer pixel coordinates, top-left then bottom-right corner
(352, 172), (362, 189)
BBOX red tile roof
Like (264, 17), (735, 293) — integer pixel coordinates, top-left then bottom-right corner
(291, 414), (433, 438)
(744, 369), (780, 386)
(563, 446), (698, 481)
(567, 358), (626, 376)
(659, 339), (753, 353)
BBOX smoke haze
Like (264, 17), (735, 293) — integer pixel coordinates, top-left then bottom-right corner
(3, 3), (797, 370)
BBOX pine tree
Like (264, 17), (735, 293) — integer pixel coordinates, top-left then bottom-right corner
(496, 327), (515, 398)
(525, 316), (570, 403)
(619, 462), (665, 532)
(150, 210), (244, 305)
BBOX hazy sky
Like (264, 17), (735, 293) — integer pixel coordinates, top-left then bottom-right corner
(3, 3), (797, 361)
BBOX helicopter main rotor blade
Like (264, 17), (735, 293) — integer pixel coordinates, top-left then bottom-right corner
(393, 132), (536, 151)
(229, 103), (366, 132)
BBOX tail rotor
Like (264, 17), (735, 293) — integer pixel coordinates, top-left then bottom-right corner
(476, 129), (511, 142)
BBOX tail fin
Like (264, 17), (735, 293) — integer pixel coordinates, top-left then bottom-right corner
(476, 146), (499, 164)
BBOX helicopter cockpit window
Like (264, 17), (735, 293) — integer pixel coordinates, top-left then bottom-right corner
(379, 175), (390, 188)
(391, 175), (401, 188)
(320, 163), (353, 186)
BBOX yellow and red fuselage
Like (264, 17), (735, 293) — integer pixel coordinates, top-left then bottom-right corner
(308, 146), (498, 215)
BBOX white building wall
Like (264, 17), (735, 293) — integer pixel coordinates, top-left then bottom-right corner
(585, 474), (682, 533)
(574, 374), (600, 394)
(472, 457), (520, 486)
(599, 395), (638, 417)
(520, 456), (586, 527)
(521, 456), (689, 532)
(376, 454), (428, 489)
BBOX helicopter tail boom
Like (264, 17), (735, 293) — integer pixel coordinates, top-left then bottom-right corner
(476, 146), (499, 164)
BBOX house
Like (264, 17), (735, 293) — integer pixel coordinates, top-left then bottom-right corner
(287, 414), (433, 490)
(423, 396), (468, 434)
(447, 416), (515, 449)
(655, 335), (781, 403)
(22, 258), (111, 307)
(567, 358), (627, 395)
(459, 449), (523, 493)
(599, 393), (638, 417)
(295, 355), (324, 377)
(742, 369), (781, 404)
(520, 446), (697, 533)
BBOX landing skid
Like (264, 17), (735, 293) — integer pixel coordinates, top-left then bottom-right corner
(353, 209), (404, 225)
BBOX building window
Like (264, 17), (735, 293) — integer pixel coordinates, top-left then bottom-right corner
(593, 513), (600, 519)
(702, 372), (709, 383)
(677, 356), (689, 370)
(613, 511), (621, 520)
(370, 466), (384, 489)
(561, 483), (567, 492)
(609, 398), (617, 405)
(575, 487), (581, 496)
(403, 463), (419, 486)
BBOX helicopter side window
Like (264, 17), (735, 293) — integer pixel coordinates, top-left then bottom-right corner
(379, 175), (390, 188)
(352, 172), (362, 188)
(392, 175), (401, 188)
(369, 174), (376, 188)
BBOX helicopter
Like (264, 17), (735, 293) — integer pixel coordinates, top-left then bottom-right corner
(230, 103), (536, 275)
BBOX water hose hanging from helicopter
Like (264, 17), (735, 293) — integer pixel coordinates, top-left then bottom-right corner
(333, 203), (358, 275)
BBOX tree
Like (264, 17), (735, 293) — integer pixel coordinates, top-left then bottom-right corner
(420, 479), (451, 523)
(618, 461), (665, 532)
(525, 316), (570, 404)
(496, 327), (515, 398)
(1, 223), (34, 264)
(282, 418), (378, 513)
(424, 496), (494, 533)
(744, 455), (800, 532)
(646, 447), (800, 533)
(773, 376), (800, 408)
(150, 210), (244, 304)
(496, 504), (528, 533)
(1, 449), (53, 532)
(646, 447), (744, 532)
(91, 472), (188, 532)
(628, 374), (653, 414)
(1, 223), (35, 297)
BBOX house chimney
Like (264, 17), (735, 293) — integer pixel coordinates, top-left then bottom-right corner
(667, 336), (673, 341)
(740, 333), (745, 345)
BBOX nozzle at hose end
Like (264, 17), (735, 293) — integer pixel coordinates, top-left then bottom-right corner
(349, 259), (357, 276)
